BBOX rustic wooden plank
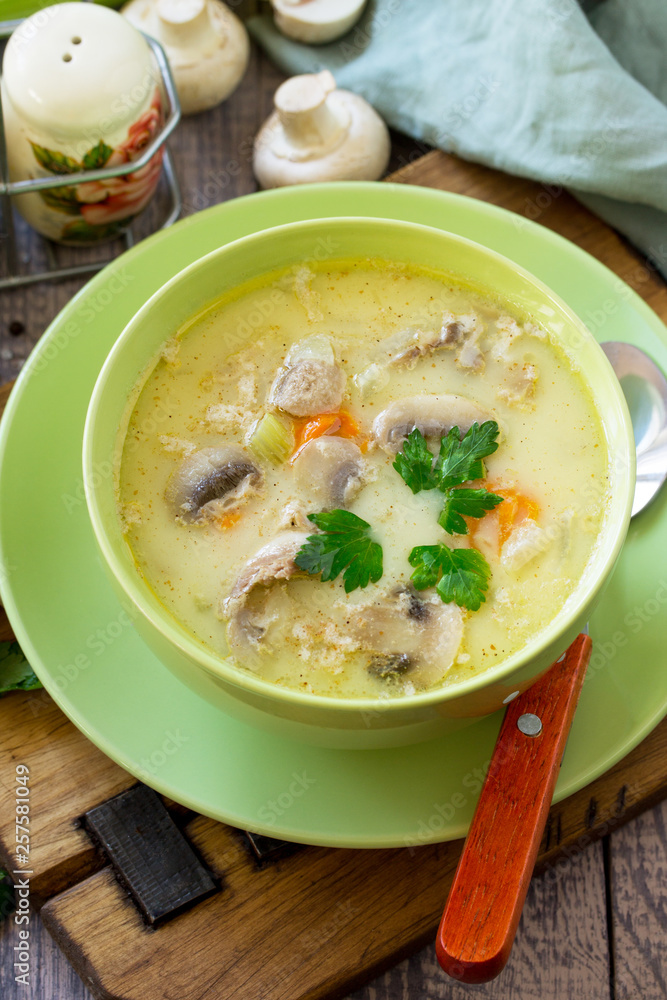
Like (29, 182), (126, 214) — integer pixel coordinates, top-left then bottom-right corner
(348, 841), (611, 1000)
(0, 691), (135, 903)
(39, 712), (667, 1000)
(609, 797), (667, 1000)
(0, 909), (93, 1000)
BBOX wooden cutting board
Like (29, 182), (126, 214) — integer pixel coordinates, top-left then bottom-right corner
(1, 151), (667, 1000)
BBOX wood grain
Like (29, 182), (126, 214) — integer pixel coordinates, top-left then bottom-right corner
(0, 692), (135, 903)
(350, 841), (611, 1000)
(30, 712), (667, 1000)
(609, 798), (667, 999)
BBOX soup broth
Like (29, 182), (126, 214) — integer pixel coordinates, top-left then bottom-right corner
(119, 259), (610, 699)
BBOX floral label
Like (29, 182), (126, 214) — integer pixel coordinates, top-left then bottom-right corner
(29, 89), (164, 244)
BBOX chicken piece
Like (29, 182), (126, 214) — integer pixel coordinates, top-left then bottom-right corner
(269, 359), (346, 417)
(497, 361), (539, 407)
(438, 312), (485, 372)
(276, 501), (311, 531)
(501, 518), (552, 572)
(489, 315), (523, 361)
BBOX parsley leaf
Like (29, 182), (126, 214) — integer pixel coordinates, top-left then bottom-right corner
(434, 420), (501, 489)
(408, 543), (491, 611)
(392, 428), (438, 493)
(392, 421), (501, 495)
(0, 642), (42, 697)
(438, 487), (505, 535)
(295, 510), (383, 593)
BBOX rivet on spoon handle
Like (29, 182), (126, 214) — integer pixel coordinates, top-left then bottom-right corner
(436, 633), (592, 984)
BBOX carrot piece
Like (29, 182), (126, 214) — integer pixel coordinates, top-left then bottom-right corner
(466, 486), (539, 551)
(293, 413), (342, 454)
(492, 487), (540, 547)
(291, 410), (368, 459)
(215, 512), (241, 531)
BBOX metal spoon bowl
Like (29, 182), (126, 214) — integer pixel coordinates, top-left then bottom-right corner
(601, 341), (667, 516)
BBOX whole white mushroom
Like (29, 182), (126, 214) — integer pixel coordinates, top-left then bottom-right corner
(121, 0), (249, 115)
(270, 0), (368, 45)
(253, 70), (390, 189)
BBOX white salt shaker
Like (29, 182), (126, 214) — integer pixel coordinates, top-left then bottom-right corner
(2, 3), (166, 245)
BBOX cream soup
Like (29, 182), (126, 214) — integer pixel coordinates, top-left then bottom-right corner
(118, 259), (610, 699)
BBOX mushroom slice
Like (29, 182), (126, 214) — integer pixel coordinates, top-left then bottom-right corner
(221, 530), (310, 659)
(346, 587), (464, 687)
(166, 446), (262, 523)
(293, 436), (365, 508)
(225, 530), (311, 604)
(368, 652), (412, 680)
(269, 358), (346, 417)
(372, 394), (495, 453)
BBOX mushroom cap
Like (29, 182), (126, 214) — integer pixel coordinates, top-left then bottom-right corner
(271, 0), (367, 45)
(253, 87), (390, 189)
(225, 530), (311, 604)
(372, 394), (496, 454)
(293, 436), (365, 508)
(165, 445), (261, 522)
(122, 0), (249, 114)
(221, 530), (312, 659)
(348, 587), (464, 687)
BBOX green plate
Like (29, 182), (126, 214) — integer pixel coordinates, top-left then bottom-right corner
(1, 183), (666, 848)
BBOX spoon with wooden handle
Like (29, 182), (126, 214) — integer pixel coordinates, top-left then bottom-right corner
(437, 342), (667, 983)
(436, 633), (591, 983)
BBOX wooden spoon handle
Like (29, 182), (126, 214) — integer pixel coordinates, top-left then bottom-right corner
(436, 633), (592, 984)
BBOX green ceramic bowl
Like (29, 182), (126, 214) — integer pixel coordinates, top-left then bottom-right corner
(83, 217), (635, 748)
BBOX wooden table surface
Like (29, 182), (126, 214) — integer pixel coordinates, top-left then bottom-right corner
(1, 36), (666, 1000)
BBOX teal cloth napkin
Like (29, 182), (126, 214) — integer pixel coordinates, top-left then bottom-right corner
(249, 0), (667, 281)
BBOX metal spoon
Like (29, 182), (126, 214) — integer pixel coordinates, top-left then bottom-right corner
(601, 341), (667, 516)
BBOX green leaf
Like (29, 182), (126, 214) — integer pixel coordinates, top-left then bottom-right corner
(438, 487), (505, 535)
(39, 187), (82, 215)
(82, 140), (114, 170)
(295, 510), (383, 593)
(408, 543), (491, 611)
(0, 869), (15, 921)
(0, 642), (42, 696)
(29, 142), (81, 174)
(61, 218), (126, 243)
(392, 428), (438, 494)
(434, 420), (501, 489)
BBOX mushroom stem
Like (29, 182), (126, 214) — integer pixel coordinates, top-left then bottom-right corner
(156, 0), (211, 49)
(273, 71), (348, 156)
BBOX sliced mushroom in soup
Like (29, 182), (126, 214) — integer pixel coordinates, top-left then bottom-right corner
(118, 259), (610, 699)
